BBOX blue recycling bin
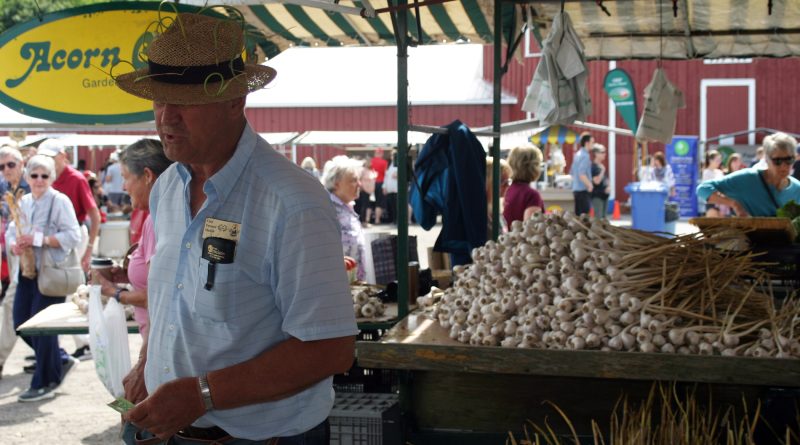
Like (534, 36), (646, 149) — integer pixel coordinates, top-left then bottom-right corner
(624, 182), (669, 233)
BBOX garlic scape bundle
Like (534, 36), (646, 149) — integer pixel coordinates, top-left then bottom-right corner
(426, 213), (799, 358)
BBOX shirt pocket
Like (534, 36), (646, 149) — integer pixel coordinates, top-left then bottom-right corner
(193, 258), (238, 322)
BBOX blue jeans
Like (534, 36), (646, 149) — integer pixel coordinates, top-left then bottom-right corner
(13, 275), (65, 390)
(122, 420), (328, 445)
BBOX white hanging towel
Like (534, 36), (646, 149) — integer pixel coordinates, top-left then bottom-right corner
(636, 68), (686, 144)
(521, 11), (592, 126)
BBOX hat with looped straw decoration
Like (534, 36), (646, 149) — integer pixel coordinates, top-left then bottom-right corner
(116, 12), (276, 105)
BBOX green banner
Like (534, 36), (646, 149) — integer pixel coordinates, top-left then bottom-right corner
(603, 68), (638, 133)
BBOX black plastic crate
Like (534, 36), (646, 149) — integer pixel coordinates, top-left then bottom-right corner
(335, 329), (399, 394)
(752, 244), (800, 298)
(329, 392), (402, 445)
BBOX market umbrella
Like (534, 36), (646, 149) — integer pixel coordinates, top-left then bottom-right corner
(529, 125), (577, 146)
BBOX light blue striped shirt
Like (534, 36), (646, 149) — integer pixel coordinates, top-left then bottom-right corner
(145, 125), (358, 439)
(570, 147), (592, 192)
(6, 188), (81, 268)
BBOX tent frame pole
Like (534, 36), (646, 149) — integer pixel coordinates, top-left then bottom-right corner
(395, 0), (410, 322)
(491, 0), (503, 241)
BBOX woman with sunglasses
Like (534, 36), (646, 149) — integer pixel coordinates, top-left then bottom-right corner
(697, 132), (800, 217)
(6, 155), (81, 402)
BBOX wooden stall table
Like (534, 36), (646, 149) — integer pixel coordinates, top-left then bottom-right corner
(358, 311), (800, 443)
(16, 302), (139, 336)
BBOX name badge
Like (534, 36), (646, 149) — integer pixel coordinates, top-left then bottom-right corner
(202, 217), (241, 242)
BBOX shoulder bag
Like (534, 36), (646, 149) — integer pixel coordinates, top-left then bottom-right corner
(37, 195), (85, 296)
(757, 170), (781, 216)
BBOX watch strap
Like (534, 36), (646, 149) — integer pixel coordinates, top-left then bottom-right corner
(113, 287), (124, 303)
(198, 374), (214, 411)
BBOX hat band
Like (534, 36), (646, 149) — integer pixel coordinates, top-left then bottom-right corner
(148, 57), (245, 85)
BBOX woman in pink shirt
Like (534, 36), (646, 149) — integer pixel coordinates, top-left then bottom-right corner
(93, 139), (172, 339)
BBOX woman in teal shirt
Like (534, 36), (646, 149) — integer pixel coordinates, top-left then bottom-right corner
(697, 132), (800, 217)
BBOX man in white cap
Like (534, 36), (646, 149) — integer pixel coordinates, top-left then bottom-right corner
(115, 10), (356, 444)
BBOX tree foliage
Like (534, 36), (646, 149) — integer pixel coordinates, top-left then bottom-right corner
(0, 0), (107, 34)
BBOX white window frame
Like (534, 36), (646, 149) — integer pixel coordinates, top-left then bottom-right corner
(524, 28), (542, 58)
(699, 78), (756, 159)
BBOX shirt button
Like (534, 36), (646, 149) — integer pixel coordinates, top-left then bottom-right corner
(163, 367), (170, 373)
(185, 242), (192, 249)
(169, 324), (175, 331)
(177, 283), (183, 289)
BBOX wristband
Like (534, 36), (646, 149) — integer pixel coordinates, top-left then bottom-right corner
(113, 287), (125, 303)
(198, 374), (214, 411)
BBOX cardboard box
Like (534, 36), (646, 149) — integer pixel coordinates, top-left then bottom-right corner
(427, 247), (451, 271)
(431, 269), (452, 289)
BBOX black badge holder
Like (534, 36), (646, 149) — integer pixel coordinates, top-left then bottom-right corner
(202, 237), (236, 290)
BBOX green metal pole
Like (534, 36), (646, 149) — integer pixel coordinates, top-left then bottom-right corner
(492, 0), (502, 241)
(396, 0), (409, 320)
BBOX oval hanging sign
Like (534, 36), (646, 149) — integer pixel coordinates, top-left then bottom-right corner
(0, 2), (199, 124)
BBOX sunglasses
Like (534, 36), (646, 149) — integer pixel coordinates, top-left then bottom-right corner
(0, 161), (17, 171)
(30, 173), (50, 180)
(770, 156), (794, 166)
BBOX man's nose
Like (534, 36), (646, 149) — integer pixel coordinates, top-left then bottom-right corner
(159, 103), (181, 124)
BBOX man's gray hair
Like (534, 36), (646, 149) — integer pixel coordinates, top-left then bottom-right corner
(119, 138), (172, 178)
(0, 145), (23, 162)
(763, 132), (798, 158)
(322, 155), (362, 191)
(26, 155), (56, 184)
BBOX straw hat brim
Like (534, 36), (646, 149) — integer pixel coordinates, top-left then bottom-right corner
(116, 64), (276, 105)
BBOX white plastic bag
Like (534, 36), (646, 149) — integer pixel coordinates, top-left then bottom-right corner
(88, 285), (131, 397)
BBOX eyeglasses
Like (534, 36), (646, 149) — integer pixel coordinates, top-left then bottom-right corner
(770, 156), (794, 166)
(0, 161), (17, 171)
(30, 174), (49, 180)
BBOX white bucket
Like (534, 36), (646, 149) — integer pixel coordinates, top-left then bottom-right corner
(98, 221), (130, 259)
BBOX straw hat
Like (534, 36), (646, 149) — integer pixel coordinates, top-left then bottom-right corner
(116, 13), (276, 105)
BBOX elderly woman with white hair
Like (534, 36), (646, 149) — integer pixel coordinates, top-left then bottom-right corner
(697, 132), (800, 216)
(6, 155), (81, 402)
(322, 155), (366, 281)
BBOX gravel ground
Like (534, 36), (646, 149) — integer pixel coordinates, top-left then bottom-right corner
(0, 335), (142, 445)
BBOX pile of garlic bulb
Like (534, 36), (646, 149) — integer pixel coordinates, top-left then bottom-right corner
(427, 212), (799, 358)
(351, 285), (387, 319)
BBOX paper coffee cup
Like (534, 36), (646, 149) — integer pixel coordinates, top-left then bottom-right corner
(90, 257), (114, 285)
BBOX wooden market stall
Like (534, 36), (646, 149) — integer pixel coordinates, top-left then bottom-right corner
(358, 312), (800, 441)
(7, 1), (800, 443)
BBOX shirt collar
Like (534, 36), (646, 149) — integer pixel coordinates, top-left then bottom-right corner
(329, 191), (356, 213)
(175, 124), (257, 203)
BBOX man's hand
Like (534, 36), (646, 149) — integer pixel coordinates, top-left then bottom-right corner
(124, 377), (205, 440)
(123, 358), (149, 404)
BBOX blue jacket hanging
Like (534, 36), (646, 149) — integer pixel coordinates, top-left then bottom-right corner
(410, 120), (487, 263)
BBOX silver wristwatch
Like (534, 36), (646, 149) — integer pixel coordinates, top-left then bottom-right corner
(198, 374), (214, 411)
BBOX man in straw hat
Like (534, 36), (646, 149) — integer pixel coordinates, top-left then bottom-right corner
(115, 10), (356, 444)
